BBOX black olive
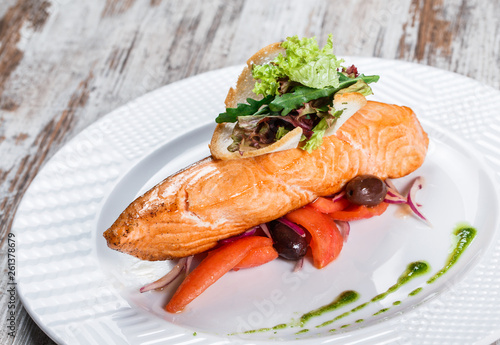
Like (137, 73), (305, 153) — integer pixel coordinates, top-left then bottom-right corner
(269, 221), (308, 261)
(345, 175), (387, 206)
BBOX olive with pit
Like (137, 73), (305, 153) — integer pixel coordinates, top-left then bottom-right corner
(269, 221), (308, 261)
(345, 175), (387, 206)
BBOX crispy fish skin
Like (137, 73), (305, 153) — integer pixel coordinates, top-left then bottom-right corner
(103, 101), (428, 260)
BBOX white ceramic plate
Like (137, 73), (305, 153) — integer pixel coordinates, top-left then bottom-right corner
(13, 58), (500, 345)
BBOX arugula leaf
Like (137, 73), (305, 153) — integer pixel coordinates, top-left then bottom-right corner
(270, 86), (336, 115)
(215, 95), (274, 123)
(270, 73), (379, 115)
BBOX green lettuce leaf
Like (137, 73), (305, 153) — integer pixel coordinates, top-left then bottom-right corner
(301, 117), (330, 152)
(252, 35), (344, 96)
(336, 80), (371, 97)
(252, 64), (285, 97)
(275, 126), (289, 140)
(276, 35), (344, 90)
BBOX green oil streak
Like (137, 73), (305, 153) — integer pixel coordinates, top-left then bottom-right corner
(243, 328), (271, 334)
(242, 322), (292, 334)
(350, 302), (370, 312)
(373, 308), (389, 316)
(316, 261), (429, 329)
(427, 225), (477, 284)
(299, 290), (359, 326)
(272, 323), (287, 330)
(409, 287), (423, 296)
(317, 311), (350, 328)
(371, 261), (430, 302)
(295, 329), (309, 335)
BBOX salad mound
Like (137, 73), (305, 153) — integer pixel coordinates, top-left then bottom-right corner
(214, 35), (379, 155)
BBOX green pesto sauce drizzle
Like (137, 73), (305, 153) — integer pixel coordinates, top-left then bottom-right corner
(409, 287), (423, 296)
(373, 308), (389, 316)
(371, 261), (430, 303)
(427, 225), (477, 284)
(300, 290), (359, 326)
(234, 224), (477, 337)
(295, 329), (309, 335)
(315, 261), (429, 329)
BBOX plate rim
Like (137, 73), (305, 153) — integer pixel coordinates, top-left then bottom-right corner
(12, 57), (500, 345)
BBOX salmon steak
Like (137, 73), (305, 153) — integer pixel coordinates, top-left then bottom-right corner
(103, 101), (429, 261)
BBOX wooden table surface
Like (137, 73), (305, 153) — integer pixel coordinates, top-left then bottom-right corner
(1, 0), (499, 344)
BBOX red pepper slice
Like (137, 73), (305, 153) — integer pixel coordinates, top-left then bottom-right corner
(285, 205), (343, 269)
(329, 202), (389, 221)
(310, 196), (351, 214)
(165, 236), (273, 313)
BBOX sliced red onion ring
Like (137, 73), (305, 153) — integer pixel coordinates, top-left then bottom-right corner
(185, 255), (194, 274)
(384, 191), (407, 204)
(277, 217), (306, 237)
(384, 178), (398, 191)
(293, 257), (304, 272)
(385, 179), (406, 199)
(259, 223), (272, 239)
(140, 257), (187, 293)
(407, 176), (431, 226)
(335, 220), (350, 243)
(218, 227), (257, 245)
(331, 190), (346, 202)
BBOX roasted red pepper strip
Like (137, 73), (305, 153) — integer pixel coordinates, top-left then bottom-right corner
(328, 202), (389, 221)
(165, 236), (273, 313)
(285, 205), (343, 269)
(310, 196), (351, 214)
(233, 245), (278, 270)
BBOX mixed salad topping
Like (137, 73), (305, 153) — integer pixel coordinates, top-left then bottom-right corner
(215, 35), (380, 153)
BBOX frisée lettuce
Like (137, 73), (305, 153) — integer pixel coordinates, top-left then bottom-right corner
(252, 35), (344, 96)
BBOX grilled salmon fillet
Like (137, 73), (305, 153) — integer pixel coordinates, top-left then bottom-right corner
(103, 101), (428, 260)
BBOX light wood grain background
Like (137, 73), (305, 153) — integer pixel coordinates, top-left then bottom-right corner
(1, 0), (499, 344)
